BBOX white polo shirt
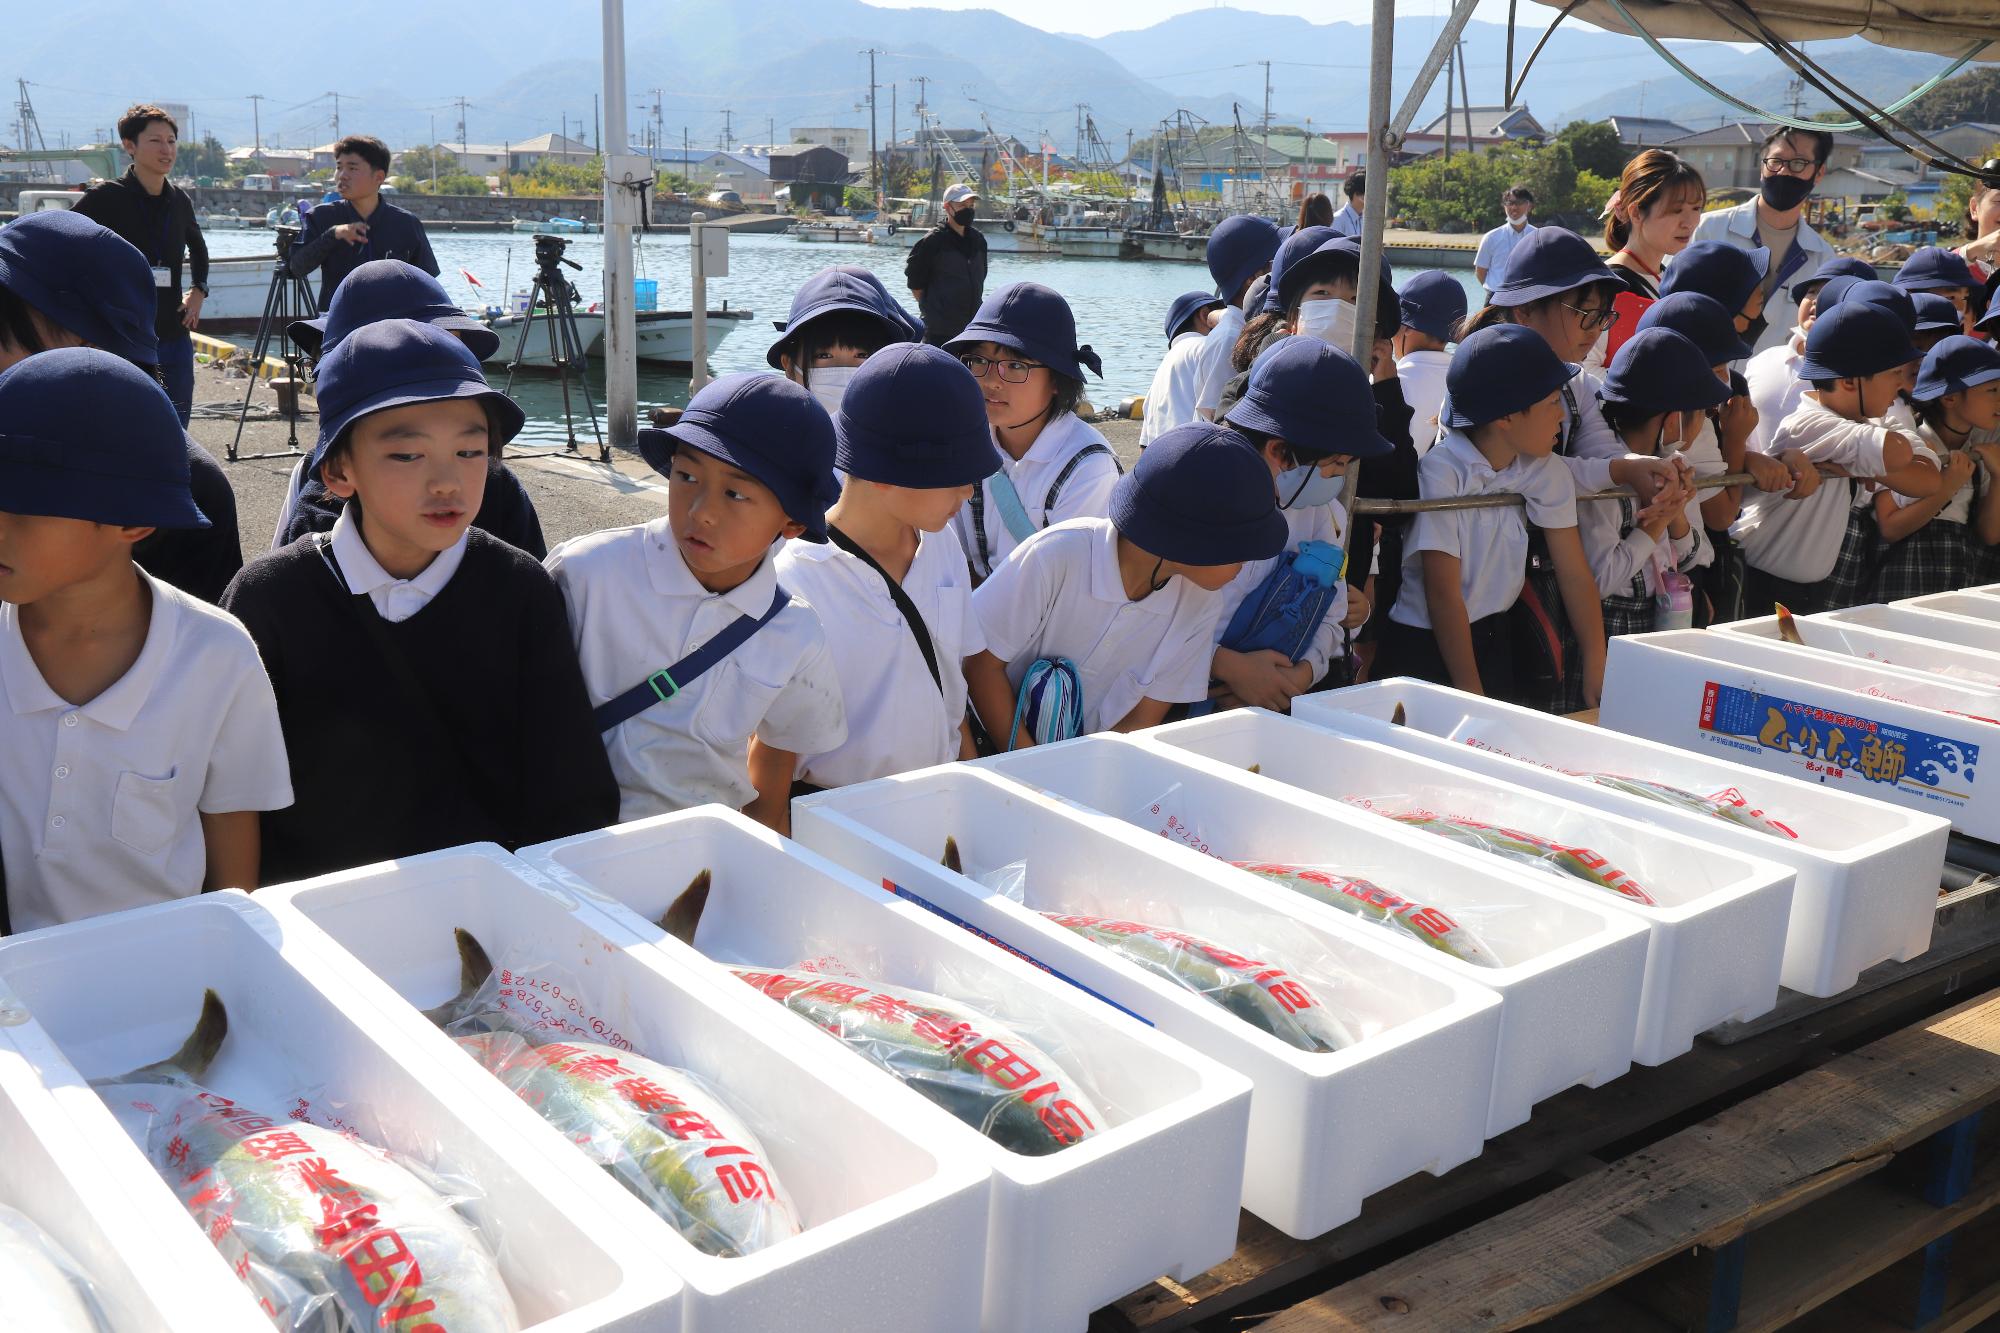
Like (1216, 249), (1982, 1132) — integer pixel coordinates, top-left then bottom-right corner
(1474, 221), (1537, 291)
(1139, 330), (1211, 449)
(1745, 333), (1807, 456)
(1395, 349), (1453, 457)
(1732, 395), (1895, 582)
(1903, 426), (1974, 526)
(1193, 302), (1248, 418)
(0, 571), (293, 933)
(1329, 203), (1364, 237)
(545, 518), (847, 819)
(951, 411), (1121, 580)
(776, 527), (983, 788)
(1212, 501), (1350, 683)
(972, 518), (1224, 733)
(1389, 430), (1579, 629)
(328, 508), (468, 623)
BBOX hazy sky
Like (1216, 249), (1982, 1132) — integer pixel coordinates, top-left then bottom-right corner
(865, 0), (1552, 40)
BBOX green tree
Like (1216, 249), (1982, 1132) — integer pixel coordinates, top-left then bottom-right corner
(1907, 67), (2000, 133)
(177, 132), (230, 180)
(1387, 138), (1612, 231)
(393, 144), (458, 186)
(1557, 120), (1627, 179)
(1881, 189), (1910, 222)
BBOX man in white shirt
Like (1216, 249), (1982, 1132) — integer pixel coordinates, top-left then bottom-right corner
(1329, 172), (1366, 237)
(1473, 184), (1537, 293)
(1140, 290), (1224, 448)
(1690, 126), (1837, 355)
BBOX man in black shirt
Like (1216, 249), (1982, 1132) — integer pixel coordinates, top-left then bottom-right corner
(288, 135), (440, 311)
(905, 182), (989, 346)
(72, 104), (208, 425)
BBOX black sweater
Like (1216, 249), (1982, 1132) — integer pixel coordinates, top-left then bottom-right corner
(135, 439), (244, 604)
(72, 169), (208, 342)
(221, 528), (618, 884)
(905, 223), (988, 346)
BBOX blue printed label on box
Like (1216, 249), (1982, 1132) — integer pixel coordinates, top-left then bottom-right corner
(1696, 680), (1977, 807)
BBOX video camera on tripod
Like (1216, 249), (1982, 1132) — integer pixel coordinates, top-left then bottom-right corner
(532, 232), (584, 307)
(502, 232), (604, 460)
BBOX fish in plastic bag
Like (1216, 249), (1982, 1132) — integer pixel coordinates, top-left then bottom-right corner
(1381, 812), (1658, 906)
(433, 928), (801, 1258)
(1042, 913), (1358, 1052)
(1579, 774), (1798, 839)
(94, 992), (520, 1333)
(1229, 862), (1505, 967)
(0, 1205), (107, 1332)
(733, 967), (1102, 1155)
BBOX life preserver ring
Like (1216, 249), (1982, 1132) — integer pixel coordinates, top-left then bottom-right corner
(886, 222), (897, 235)
(1004, 218), (1015, 233)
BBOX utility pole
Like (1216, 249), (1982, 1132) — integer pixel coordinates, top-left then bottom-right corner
(1076, 103), (1087, 159)
(911, 75), (932, 173)
(595, 93), (600, 153)
(602, 0), (637, 456)
(1457, 39), (1472, 150)
(719, 108), (733, 151)
(247, 93), (265, 151)
(428, 114), (438, 188)
(861, 48), (882, 207)
(329, 91), (341, 140)
(454, 96), (470, 155)
(1442, 44), (1454, 161)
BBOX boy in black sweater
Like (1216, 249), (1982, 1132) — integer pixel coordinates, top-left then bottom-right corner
(222, 319), (617, 883)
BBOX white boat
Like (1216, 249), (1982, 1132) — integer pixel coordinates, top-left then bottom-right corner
(479, 310), (608, 369)
(195, 254), (296, 333)
(511, 216), (599, 234)
(793, 220), (874, 244)
(197, 209), (254, 230)
(620, 309), (754, 367)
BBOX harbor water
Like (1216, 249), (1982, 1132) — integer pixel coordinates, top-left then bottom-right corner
(203, 229), (1483, 447)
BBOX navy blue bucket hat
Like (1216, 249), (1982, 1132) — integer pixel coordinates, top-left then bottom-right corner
(1634, 291), (1753, 365)
(1893, 247), (1977, 293)
(1658, 241), (1770, 312)
(0, 210), (159, 367)
(1600, 328), (1733, 415)
(310, 318), (525, 475)
(0, 347), (207, 528)
(640, 372), (841, 542)
(1912, 292), (1963, 334)
(1797, 302), (1922, 381)
(1824, 278), (1917, 331)
(1262, 225), (1334, 314)
(1446, 323), (1581, 429)
(766, 265), (919, 368)
(1488, 227), (1619, 307)
(1398, 270), (1469, 342)
(1226, 336), (1393, 461)
(835, 343), (1000, 489)
(1792, 255), (1874, 302)
(946, 282), (1102, 380)
(1914, 336), (2000, 402)
(291, 259), (499, 362)
(1111, 422), (1287, 566)
(1164, 290), (1224, 342)
(1206, 214), (1282, 301)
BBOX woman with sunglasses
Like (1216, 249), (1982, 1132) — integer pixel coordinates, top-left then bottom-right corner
(944, 282), (1116, 581)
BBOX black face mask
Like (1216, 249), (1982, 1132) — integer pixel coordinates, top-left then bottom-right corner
(1740, 313), (1770, 347)
(1760, 172), (1815, 212)
(953, 208), (977, 227)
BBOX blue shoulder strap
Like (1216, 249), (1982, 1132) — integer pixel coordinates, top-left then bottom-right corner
(593, 583), (791, 732)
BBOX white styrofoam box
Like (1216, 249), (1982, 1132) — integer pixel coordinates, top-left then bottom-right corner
(1293, 680), (1947, 996)
(1826, 603), (2000, 657)
(0, 1036), (268, 1333)
(973, 735), (1654, 1134)
(516, 809), (1249, 1333)
(1601, 628), (2000, 836)
(258, 844), (989, 1333)
(788, 761), (1505, 1240)
(1135, 710), (1795, 1059)
(1900, 590), (2000, 623)
(0, 891), (679, 1331)
(1720, 612), (2000, 692)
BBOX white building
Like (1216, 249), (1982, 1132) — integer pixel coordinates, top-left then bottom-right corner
(443, 133), (596, 176)
(791, 126), (867, 158)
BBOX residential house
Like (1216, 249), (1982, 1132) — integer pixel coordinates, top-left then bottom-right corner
(1419, 105), (1548, 144)
(791, 127), (867, 159)
(444, 133), (596, 176)
(1606, 115), (1693, 154)
(226, 146), (314, 178)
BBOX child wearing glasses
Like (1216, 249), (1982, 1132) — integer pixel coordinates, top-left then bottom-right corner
(944, 282), (1120, 581)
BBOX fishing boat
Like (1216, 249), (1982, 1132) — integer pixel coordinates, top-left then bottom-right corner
(623, 309), (754, 367)
(197, 209), (254, 231)
(793, 220), (875, 244)
(479, 310), (609, 369)
(511, 216), (598, 234)
(190, 254), (295, 333)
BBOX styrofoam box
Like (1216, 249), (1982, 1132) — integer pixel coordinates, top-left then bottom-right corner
(1721, 611), (2000, 693)
(0, 891), (681, 1331)
(516, 809), (1250, 1333)
(1827, 603), (2000, 657)
(1294, 681), (1945, 996)
(1135, 710), (1794, 1059)
(789, 761), (1506, 1239)
(973, 735), (1655, 1135)
(257, 843), (989, 1333)
(1899, 590), (2000, 623)
(1601, 628), (2000, 836)
(0, 1032), (271, 1333)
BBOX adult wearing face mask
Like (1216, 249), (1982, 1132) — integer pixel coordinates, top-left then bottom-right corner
(1474, 185), (1538, 294)
(1688, 126), (1837, 355)
(906, 183), (989, 347)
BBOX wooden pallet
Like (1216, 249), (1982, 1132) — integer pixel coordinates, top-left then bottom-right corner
(1091, 939), (2000, 1332)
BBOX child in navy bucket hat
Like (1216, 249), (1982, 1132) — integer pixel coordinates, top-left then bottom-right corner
(547, 372), (847, 832)
(1731, 301), (1944, 617)
(946, 282), (1121, 581)
(1377, 324), (1606, 704)
(1139, 290), (1229, 448)
(1742, 256), (1873, 459)
(1393, 270), (1468, 449)
(0, 348), (291, 934)
(1194, 215), (1282, 423)
(967, 420), (1284, 746)
(1874, 336), (2000, 600)
(777, 344), (1000, 788)
(767, 265), (921, 418)
(222, 319), (615, 885)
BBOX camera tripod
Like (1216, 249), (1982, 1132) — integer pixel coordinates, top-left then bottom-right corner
(503, 234), (606, 462)
(228, 224), (321, 463)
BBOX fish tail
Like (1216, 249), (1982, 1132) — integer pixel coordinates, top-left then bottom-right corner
(1775, 604), (1804, 644)
(423, 928), (496, 1027)
(1390, 701), (1406, 726)
(658, 869), (712, 944)
(942, 837), (963, 875)
(167, 989), (229, 1080)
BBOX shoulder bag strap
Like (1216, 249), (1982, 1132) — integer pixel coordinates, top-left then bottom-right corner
(592, 582), (792, 732)
(986, 468), (1039, 543)
(826, 526), (944, 695)
(1042, 442), (1119, 513)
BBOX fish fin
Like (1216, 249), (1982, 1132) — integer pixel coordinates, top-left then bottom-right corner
(1390, 702), (1406, 726)
(422, 929), (495, 1027)
(658, 869), (711, 944)
(942, 837), (963, 875)
(1775, 604), (1805, 645)
(167, 989), (229, 1080)
(1247, 763), (1261, 775)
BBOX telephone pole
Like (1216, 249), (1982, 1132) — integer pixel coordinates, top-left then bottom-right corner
(861, 48), (882, 206)
(246, 93), (265, 151)
(454, 96), (471, 155)
(1258, 59), (1272, 165)
(329, 91), (341, 139)
(719, 108), (733, 151)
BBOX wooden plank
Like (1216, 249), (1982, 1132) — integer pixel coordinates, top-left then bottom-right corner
(1094, 939), (2000, 1333)
(1790, 1196), (2000, 1332)
(1254, 984), (2000, 1332)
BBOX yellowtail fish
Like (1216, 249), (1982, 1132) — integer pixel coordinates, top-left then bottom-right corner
(1382, 812), (1658, 906)
(1230, 862), (1504, 967)
(1580, 774), (1797, 839)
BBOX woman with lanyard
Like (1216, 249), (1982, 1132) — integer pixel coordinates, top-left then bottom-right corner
(1583, 150), (1706, 371)
(1959, 161), (2000, 290)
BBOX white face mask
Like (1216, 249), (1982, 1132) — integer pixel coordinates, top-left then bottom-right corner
(804, 365), (860, 416)
(1277, 462), (1345, 510)
(1295, 297), (1357, 351)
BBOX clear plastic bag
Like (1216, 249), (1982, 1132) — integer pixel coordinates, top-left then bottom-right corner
(0, 1204), (108, 1332)
(733, 961), (1104, 1156)
(1364, 808), (1659, 906)
(436, 938), (803, 1259)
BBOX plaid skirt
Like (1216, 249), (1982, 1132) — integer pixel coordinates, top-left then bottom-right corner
(1820, 504), (1880, 613)
(1872, 517), (1966, 603)
(1968, 523), (2000, 590)
(1702, 527), (1745, 625)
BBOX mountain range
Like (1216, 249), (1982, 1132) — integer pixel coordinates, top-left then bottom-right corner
(8, 3), (1986, 161)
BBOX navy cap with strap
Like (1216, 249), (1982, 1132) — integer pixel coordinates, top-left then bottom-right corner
(835, 343), (1000, 488)
(1659, 240), (1770, 311)
(1634, 291), (1753, 365)
(1164, 290), (1224, 342)
(1110, 421), (1287, 566)
(1600, 328), (1733, 415)
(290, 259), (500, 362)
(1798, 301), (1922, 381)
(1225, 335), (1394, 460)
(640, 371), (841, 542)
(1262, 225), (1334, 314)
(1912, 292), (1963, 333)
(1398, 269), (1469, 342)
(1893, 246), (1978, 293)
(0, 210), (159, 367)
(1206, 214), (1282, 302)
(946, 282), (1102, 380)
(1276, 235), (1369, 313)
(1791, 254), (1874, 301)
(0, 346), (208, 528)
(1826, 278), (1917, 331)
(765, 265), (919, 367)
(1445, 323), (1581, 429)
(1914, 335), (2000, 402)
(310, 318), (525, 474)
(1487, 226), (1619, 307)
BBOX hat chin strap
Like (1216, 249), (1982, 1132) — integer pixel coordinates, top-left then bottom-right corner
(1148, 555), (1170, 594)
